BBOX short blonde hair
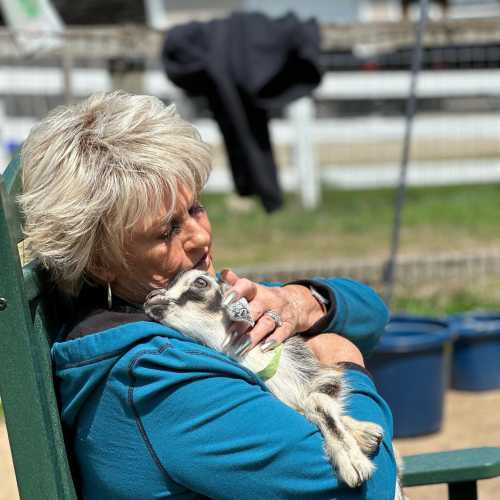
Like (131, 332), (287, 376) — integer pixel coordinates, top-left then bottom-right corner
(19, 91), (212, 295)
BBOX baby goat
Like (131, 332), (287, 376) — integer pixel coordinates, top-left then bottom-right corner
(144, 269), (403, 496)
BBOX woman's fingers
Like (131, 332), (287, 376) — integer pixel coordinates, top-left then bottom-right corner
(259, 322), (295, 352)
(221, 269), (258, 303)
(235, 315), (295, 356)
(220, 269), (306, 354)
(246, 309), (297, 351)
(220, 268), (238, 285)
(245, 312), (279, 346)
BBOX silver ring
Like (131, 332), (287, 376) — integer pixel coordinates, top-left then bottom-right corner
(227, 297), (255, 327)
(265, 310), (283, 327)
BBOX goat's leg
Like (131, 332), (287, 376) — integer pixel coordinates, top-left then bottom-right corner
(302, 370), (377, 488)
(341, 415), (384, 455)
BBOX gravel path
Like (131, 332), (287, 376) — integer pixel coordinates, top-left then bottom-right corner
(1, 389), (499, 499)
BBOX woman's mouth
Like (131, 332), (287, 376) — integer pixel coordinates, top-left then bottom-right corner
(193, 252), (210, 270)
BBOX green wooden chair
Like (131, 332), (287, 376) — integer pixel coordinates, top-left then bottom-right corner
(402, 447), (500, 500)
(0, 155), (78, 499)
(1, 155), (500, 499)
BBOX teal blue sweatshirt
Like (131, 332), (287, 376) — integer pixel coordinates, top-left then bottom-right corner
(52, 278), (397, 499)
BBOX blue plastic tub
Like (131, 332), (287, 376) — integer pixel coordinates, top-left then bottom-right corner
(366, 315), (454, 437)
(448, 313), (500, 391)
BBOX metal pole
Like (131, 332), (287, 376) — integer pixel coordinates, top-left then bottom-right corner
(383, 0), (429, 304)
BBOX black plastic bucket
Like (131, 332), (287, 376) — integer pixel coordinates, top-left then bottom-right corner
(367, 315), (454, 437)
(449, 312), (500, 391)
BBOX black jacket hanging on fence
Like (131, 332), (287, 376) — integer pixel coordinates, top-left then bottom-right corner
(162, 12), (322, 212)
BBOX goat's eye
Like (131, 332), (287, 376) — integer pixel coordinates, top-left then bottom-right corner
(193, 277), (208, 289)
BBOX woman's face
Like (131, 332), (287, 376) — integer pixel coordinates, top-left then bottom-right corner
(110, 185), (215, 303)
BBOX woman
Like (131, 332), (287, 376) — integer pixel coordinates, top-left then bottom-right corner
(19, 92), (398, 499)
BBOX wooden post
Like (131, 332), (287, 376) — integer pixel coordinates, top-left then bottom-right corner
(62, 45), (73, 105)
(288, 97), (320, 209)
(108, 57), (145, 94)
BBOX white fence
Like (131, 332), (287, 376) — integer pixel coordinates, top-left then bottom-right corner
(5, 66), (500, 100)
(3, 63), (500, 207)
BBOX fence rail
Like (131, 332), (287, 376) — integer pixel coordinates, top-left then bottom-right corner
(3, 19), (500, 203)
(2, 16), (500, 59)
(235, 250), (500, 287)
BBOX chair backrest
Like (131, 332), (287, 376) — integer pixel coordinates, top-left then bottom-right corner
(0, 156), (78, 499)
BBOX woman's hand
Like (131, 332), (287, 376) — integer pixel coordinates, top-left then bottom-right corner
(221, 269), (325, 352)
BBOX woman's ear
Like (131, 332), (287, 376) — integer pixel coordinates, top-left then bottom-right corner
(87, 263), (116, 285)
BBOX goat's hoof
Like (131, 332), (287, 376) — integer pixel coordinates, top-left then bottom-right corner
(355, 422), (384, 455)
(342, 416), (384, 455)
(336, 451), (375, 488)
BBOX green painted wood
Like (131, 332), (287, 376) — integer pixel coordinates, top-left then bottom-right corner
(2, 156), (23, 243)
(0, 161), (77, 500)
(3, 155), (21, 195)
(402, 447), (500, 487)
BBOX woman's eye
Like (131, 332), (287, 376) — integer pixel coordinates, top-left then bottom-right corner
(162, 222), (181, 241)
(189, 202), (206, 216)
(194, 276), (208, 289)
(161, 203), (205, 241)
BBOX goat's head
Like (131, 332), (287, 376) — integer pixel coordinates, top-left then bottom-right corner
(144, 270), (230, 349)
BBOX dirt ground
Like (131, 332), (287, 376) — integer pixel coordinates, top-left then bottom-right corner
(1, 389), (499, 500)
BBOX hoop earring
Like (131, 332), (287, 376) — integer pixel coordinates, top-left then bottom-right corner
(107, 282), (113, 310)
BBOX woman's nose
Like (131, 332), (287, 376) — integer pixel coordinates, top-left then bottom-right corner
(183, 218), (210, 251)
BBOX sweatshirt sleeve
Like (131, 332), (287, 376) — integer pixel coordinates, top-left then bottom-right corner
(284, 278), (390, 357)
(129, 341), (398, 500)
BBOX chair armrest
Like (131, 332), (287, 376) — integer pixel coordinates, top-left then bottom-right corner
(402, 447), (500, 487)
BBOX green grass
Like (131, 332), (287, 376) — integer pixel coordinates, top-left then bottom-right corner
(392, 279), (500, 316)
(202, 183), (500, 270)
(201, 183), (500, 314)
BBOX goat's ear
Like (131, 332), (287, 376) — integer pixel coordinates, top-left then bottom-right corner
(145, 304), (166, 322)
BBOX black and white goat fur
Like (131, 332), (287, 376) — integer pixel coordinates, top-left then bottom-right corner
(144, 269), (404, 497)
